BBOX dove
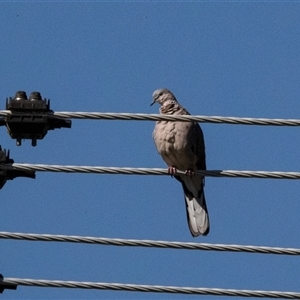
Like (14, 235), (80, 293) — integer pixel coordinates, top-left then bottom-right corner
(151, 88), (209, 237)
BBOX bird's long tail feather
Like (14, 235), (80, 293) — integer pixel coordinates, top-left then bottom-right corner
(175, 175), (209, 237)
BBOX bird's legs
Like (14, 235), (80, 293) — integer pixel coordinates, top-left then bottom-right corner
(168, 166), (177, 177)
(168, 167), (195, 178)
(185, 169), (195, 178)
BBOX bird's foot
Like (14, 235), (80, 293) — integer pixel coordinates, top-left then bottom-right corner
(185, 169), (195, 178)
(168, 166), (177, 177)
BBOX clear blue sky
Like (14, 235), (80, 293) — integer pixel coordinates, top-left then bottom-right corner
(1, 2), (300, 299)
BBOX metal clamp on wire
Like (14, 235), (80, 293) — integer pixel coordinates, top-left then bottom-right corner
(0, 146), (35, 189)
(0, 91), (72, 146)
(0, 274), (17, 293)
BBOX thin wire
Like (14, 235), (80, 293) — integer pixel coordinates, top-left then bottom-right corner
(1, 231), (300, 256)
(3, 163), (300, 179)
(3, 277), (300, 298)
(1, 110), (300, 126)
(2, 112), (299, 299)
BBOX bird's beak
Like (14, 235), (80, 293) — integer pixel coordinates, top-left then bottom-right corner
(150, 99), (156, 106)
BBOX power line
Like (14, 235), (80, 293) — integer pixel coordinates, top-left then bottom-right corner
(3, 277), (300, 298)
(1, 231), (300, 256)
(1, 110), (300, 126)
(2, 111), (299, 298)
(3, 163), (300, 179)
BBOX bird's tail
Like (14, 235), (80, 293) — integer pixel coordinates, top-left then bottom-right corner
(175, 175), (209, 237)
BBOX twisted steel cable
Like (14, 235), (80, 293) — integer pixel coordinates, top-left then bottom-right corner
(1, 231), (300, 256)
(1, 110), (300, 125)
(3, 277), (300, 298)
(2, 163), (300, 179)
(2, 110), (300, 298)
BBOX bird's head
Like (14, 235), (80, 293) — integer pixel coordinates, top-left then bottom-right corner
(150, 88), (178, 107)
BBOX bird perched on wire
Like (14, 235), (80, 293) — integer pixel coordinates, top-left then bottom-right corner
(151, 88), (209, 237)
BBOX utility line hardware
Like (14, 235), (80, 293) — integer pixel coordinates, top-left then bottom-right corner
(0, 274), (17, 293)
(0, 146), (35, 189)
(0, 91), (72, 146)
